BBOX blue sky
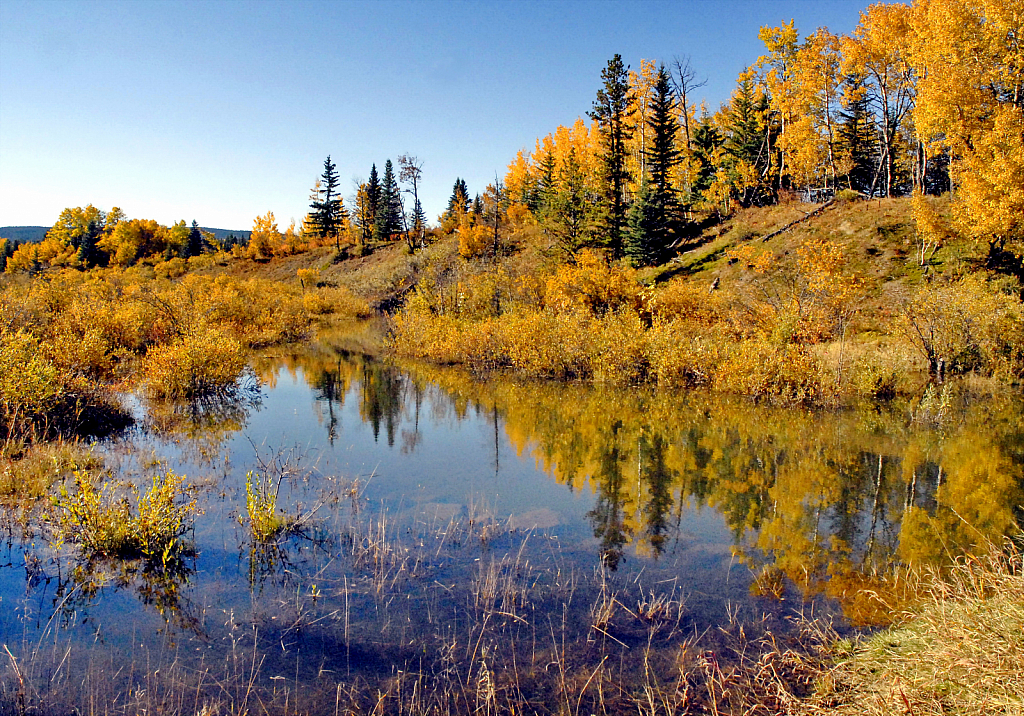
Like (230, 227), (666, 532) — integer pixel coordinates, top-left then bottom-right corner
(1, 0), (870, 231)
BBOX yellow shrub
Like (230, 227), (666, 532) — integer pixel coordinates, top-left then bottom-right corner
(647, 280), (725, 326)
(645, 322), (726, 388)
(544, 250), (642, 316)
(143, 327), (245, 399)
(303, 285), (371, 318)
(0, 329), (61, 429)
(714, 339), (828, 405)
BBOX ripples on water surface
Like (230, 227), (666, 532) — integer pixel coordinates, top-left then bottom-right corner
(2, 325), (1021, 712)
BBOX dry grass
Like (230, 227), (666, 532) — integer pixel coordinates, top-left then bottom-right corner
(804, 543), (1024, 716)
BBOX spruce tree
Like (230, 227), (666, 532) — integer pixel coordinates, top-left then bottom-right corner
(625, 180), (663, 267)
(589, 54), (633, 257)
(366, 164), (382, 239)
(548, 149), (592, 258)
(374, 159), (403, 242)
(182, 220), (204, 258)
(446, 178), (470, 218)
(75, 218), (104, 268)
(837, 75), (878, 194)
(643, 65), (683, 259)
(534, 151), (557, 217)
(691, 117), (723, 199)
(723, 78), (773, 206)
(312, 155), (345, 241)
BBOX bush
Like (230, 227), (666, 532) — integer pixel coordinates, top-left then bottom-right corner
(51, 468), (198, 560)
(143, 327), (246, 399)
(714, 339), (828, 405)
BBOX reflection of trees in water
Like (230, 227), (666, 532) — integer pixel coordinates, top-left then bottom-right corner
(360, 362), (404, 447)
(587, 421), (632, 570)
(396, 363), (1024, 620)
(641, 433), (675, 558)
(260, 342), (1024, 617)
(144, 378), (262, 462)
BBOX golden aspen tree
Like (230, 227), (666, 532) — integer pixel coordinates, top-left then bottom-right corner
(909, 0), (1024, 260)
(247, 211), (279, 261)
(841, 4), (916, 197)
(756, 21), (801, 191)
(626, 59), (659, 190)
(790, 28), (843, 189)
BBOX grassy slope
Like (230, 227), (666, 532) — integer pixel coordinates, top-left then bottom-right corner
(231, 197), (935, 321)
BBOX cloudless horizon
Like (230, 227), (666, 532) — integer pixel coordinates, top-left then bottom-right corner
(1, 0), (872, 231)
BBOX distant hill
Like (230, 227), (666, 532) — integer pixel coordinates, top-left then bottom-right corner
(0, 226), (48, 243)
(0, 226), (251, 243)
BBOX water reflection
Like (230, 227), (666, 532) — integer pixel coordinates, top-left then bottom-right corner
(173, 334), (1024, 623)
(51, 551), (201, 635)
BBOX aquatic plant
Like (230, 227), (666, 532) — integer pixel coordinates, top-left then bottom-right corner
(50, 468), (198, 560)
(244, 468), (288, 541)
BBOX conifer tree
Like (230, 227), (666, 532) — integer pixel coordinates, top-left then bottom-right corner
(548, 149), (592, 259)
(445, 178), (470, 223)
(181, 220), (205, 258)
(366, 164), (382, 239)
(837, 74), (878, 194)
(642, 65), (683, 258)
(723, 77), (773, 206)
(374, 159), (403, 242)
(625, 180), (663, 267)
(589, 54), (634, 257)
(312, 156), (347, 248)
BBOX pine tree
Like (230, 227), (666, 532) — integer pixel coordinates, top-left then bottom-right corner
(837, 74), (878, 194)
(625, 180), (663, 267)
(643, 65), (683, 257)
(411, 198), (427, 244)
(723, 78), (773, 206)
(548, 149), (592, 259)
(447, 178), (470, 217)
(589, 54), (634, 257)
(366, 164), (382, 240)
(181, 220), (204, 258)
(374, 159), (403, 242)
(534, 150), (557, 216)
(312, 155), (347, 247)
(75, 218), (104, 268)
(692, 117), (723, 199)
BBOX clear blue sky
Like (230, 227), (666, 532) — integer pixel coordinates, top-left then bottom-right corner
(1, 0), (870, 231)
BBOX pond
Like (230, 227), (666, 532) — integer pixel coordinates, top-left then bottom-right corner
(2, 324), (1022, 714)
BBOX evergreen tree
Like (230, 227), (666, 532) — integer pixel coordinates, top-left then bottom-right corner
(534, 150), (558, 217)
(182, 220), (205, 258)
(75, 218), (104, 268)
(691, 117), (724, 199)
(411, 198), (427, 244)
(373, 159), (403, 242)
(642, 65), (683, 258)
(647, 65), (682, 198)
(471, 194), (483, 217)
(723, 78), (773, 206)
(311, 155), (346, 243)
(366, 164), (382, 238)
(624, 180), (664, 267)
(589, 54), (634, 257)
(837, 75), (879, 194)
(548, 149), (592, 259)
(445, 178), (470, 219)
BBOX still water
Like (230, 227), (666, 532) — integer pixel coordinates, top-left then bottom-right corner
(1, 326), (1021, 712)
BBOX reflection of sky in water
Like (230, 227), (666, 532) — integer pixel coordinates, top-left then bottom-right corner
(0, 358), (748, 668)
(5, 347), (1019, 707)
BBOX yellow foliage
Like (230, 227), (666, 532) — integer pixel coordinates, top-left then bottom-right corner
(544, 250), (641, 316)
(143, 327), (246, 399)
